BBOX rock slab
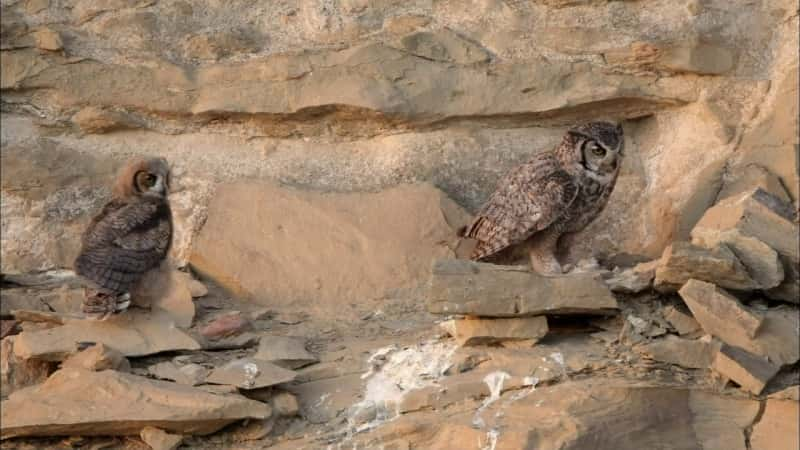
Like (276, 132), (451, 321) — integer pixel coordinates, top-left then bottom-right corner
(440, 317), (549, 346)
(654, 242), (758, 291)
(0, 337), (54, 397)
(712, 343), (780, 395)
(205, 358), (297, 389)
(638, 335), (719, 369)
(61, 343), (130, 372)
(255, 336), (319, 369)
(12, 310), (200, 360)
(0, 368), (271, 439)
(692, 188), (798, 291)
(662, 305), (701, 335)
(148, 361), (209, 386)
(678, 279), (764, 340)
(191, 183), (468, 310)
(428, 260), (618, 317)
(680, 283), (799, 366)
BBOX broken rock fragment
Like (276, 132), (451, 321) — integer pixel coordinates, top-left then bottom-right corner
(712, 343), (780, 395)
(692, 187), (798, 289)
(428, 260), (618, 317)
(604, 259), (658, 293)
(679, 284), (799, 366)
(205, 358), (297, 389)
(637, 335), (719, 369)
(132, 266), (196, 328)
(0, 368), (271, 439)
(766, 257), (800, 304)
(1, 337), (54, 397)
(678, 279), (764, 340)
(61, 343), (130, 372)
(140, 426), (183, 450)
(270, 391), (300, 417)
(147, 361), (208, 386)
(199, 312), (251, 340)
(255, 336), (319, 369)
(440, 317), (548, 347)
(716, 164), (793, 205)
(1, 320), (19, 339)
(12, 310), (200, 360)
(654, 242), (758, 291)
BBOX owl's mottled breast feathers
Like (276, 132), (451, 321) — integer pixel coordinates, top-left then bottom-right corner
(462, 122), (623, 263)
(75, 157), (172, 299)
(464, 152), (580, 261)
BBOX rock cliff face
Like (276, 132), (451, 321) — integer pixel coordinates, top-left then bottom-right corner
(2, 0), (797, 276)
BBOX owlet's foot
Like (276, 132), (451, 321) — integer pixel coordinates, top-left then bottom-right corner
(82, 290), (130, 321)
(529, 250), (564, 277)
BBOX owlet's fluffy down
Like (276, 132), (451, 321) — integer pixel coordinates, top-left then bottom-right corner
(74, 157), (173, 320)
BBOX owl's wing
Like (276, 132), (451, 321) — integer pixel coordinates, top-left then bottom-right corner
(81, 199), (163, 248)
(464, 168), (578, 260)
(76, 198), (172, 293)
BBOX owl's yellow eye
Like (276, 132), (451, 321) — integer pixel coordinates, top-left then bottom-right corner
(145, 174), (157, 186)
(591, 146), (606, 157)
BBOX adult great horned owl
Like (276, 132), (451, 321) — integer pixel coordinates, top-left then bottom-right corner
(74, 157), (173, 320)
(460, 122), (624, 275)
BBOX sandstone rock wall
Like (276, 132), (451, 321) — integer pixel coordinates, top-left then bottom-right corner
(2, 0), (797, 274)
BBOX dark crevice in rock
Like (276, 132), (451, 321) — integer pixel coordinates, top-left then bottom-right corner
(744, 399), (767, 450)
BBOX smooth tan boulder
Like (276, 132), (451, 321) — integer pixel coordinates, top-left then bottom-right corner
(191, 183), (468, 310)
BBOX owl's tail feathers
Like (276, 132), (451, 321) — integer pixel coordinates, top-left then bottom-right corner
(82, 289), (130, 321)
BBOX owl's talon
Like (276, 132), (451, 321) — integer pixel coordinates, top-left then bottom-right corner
(84, 311), (113, 321)
(115, 299), (131, 312)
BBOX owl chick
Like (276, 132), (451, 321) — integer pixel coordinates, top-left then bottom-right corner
(75, 157), (173, 320)
(460, 122), (624, 275)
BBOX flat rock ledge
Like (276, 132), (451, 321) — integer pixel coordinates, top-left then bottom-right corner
(427, 260), (619, 317)
(0, 368), (271, 439)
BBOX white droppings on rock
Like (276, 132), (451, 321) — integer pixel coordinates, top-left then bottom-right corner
(549, 352), (565, 367)
(482, 428), (500, 450)
(509, 376), (539, 401)
(242, 362), (260, 389)
(472, 371), (511, 429)
(347, 341), (457, 434)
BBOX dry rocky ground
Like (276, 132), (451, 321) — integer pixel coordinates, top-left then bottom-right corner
(1, 179), (798, 449)
(1, 0), (799, 449)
